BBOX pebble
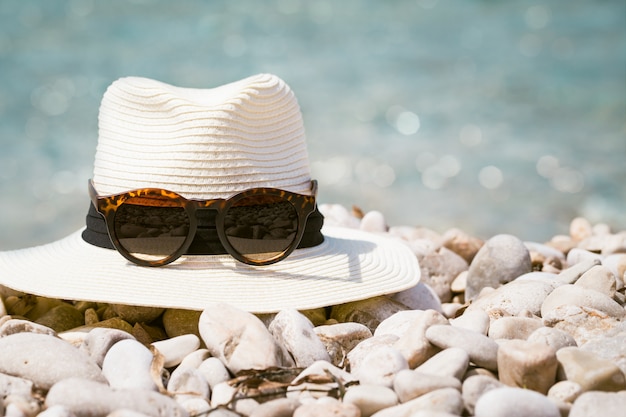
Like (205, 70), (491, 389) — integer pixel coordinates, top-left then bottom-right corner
(375, 310), (426, 338)
(556, 346), (626, 391)
(461, 375), (504, 415)
(496, 339), (558, 394)
(390, 282), (443, 312)
(542, 284), (625, 319)
(268, 309), (331, 367)
(162, 309), (201, 338)
(417, 246), (468, 303)
(80, 327), (135, 367)
(441, 227), (484, 264)
(45, 377), (188, 417)
(467, 279), (558, 319)
(450, 308), (490, 335)
(425, 324), (499, 370)
(547, 380), (583, 404)
(196, 356), (232, 390)
(569, 391), (626, 417)
(414, 347), (470, 380)
(249, 398), (300, 417)
(0, 318), (57, 337)
(294, 401), (360, 417)
(393, 370), (461, 403)
(580, 330), (626, 376)
(199, 303), (294, 374)
(151, 334), (200, 368)
(487, 316), (543, 340)
(465, 234), (532, 301)
(543, 304), (622, 345)
(0, 332), (105, 390)
(360, 210), (387, 233)
(556, 258), (601, 284)
(330, 296), (409, 333)
(345, 333), (396, 374)
(393, 309), (448, 368)
(167, 367), (210, 404)
(343, 384), (398, 417)
(371, 388), (464, 417)
(315, 322), (372, 367)
(351, 346), (408, 387)
(101, 339), (158, 391)
(575, 264), (616, 297)
(474, 386), (560, 417)
(526, 326), (577, 350)
(110, 304), (165, 324)
(34, 304), (84, 332)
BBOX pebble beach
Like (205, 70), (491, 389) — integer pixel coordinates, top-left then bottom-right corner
(0, 203), (625, 417)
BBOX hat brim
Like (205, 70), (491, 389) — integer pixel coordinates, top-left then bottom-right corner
(0, 226), (420, 312)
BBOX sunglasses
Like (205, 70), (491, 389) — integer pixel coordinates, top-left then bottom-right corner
(88, 179), (318, 267)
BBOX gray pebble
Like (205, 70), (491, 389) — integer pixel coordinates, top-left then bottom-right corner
(425, 325), (499, 370)
(569, 391), (626, 417)
(0, 333), (105, 390)
(45, 377), (187, 417)
(393, 370), (461, 403)
(474, 387), (560, 417)
(199, 303), (293, 374)
(101, 339), (158, 391)
(465, 234), (532, 301)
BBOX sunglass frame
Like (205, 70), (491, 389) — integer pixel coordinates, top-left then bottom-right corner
(88, 179), (318, 267)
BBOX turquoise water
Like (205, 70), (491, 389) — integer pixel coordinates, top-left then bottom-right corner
(0, 0), (624, 249)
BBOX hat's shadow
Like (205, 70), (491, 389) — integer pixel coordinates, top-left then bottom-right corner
(166, 235), (377, 284)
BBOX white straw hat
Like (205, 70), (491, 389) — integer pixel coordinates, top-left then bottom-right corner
(0, 74), (420, 312)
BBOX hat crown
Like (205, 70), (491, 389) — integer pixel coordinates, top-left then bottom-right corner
(93, 74), (312, 198)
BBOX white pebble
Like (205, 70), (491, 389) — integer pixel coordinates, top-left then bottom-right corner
(151, 334), (200, 368)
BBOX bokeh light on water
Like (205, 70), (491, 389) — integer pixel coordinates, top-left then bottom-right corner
(0, 0), (624, 250)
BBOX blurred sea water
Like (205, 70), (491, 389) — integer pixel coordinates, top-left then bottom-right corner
(0, 0), (624, 250)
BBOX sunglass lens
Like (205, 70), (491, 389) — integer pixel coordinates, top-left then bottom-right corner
(114, 197), (189, 263)
(224, 195), (298, 263)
